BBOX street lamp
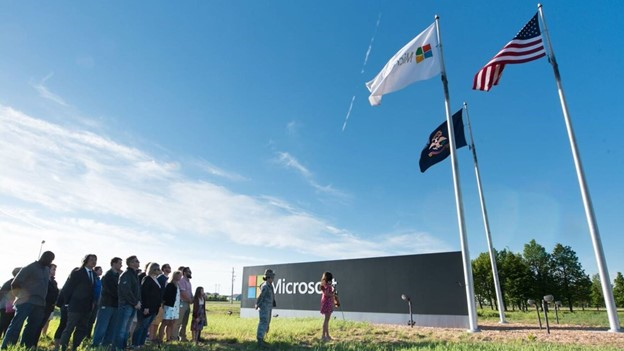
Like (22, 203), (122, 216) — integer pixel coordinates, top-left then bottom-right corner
(37, 240), (45, 259)
(554, 301), (561, 324)
(543, 295), (554, 334)
(401, 294), (415, 327)
(527, 299), (542, 329)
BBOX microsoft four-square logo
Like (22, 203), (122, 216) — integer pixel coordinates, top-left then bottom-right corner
(247, 274), (264, 299)
(415, 43), (433, 63)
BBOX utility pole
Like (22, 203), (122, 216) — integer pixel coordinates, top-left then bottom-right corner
(231, 267), (236, 304)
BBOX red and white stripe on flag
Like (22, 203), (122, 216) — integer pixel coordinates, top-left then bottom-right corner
(473, 14), (546, 92)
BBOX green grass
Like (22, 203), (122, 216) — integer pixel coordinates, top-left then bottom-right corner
(477, 306), (624, 326)
(5, 303), (621, 350)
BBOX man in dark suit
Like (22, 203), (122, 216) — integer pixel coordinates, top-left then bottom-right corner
(58, 254), (97, 351)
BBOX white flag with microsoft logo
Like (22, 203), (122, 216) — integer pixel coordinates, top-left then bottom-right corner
(365, 22), (440, 106)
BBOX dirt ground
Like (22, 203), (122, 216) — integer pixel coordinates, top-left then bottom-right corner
(406, 321), (624, 348)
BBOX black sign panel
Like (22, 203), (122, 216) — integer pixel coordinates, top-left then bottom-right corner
(242, 252), (468, 316)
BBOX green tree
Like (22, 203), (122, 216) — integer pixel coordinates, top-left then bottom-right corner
(498, 249), (532, 311)
(472, 252), (495, 309)
(523, 239), (552, 299)
(590, 273), (605, 310)
(549, 243), (587, 311)
(575, 274), (592, 310)
(613, 272), (624, 308)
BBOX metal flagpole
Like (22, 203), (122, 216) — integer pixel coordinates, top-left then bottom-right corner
(463, 102), (507, 324)
(537, 3), (621, 332)
(434, 15), (479, 332)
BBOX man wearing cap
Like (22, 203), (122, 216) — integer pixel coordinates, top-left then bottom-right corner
(254, 269), (276, 347)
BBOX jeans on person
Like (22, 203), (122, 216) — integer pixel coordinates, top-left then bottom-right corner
(0, 302), (45, 350)
(114, 304), (136, 350)
(91, 305), (119, 347)
(131, 312), (156, 347)
(256, 307), (272, 342)
(0, 309), (15, 339)
(35, 310), (53, 341)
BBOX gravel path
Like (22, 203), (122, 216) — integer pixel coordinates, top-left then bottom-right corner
(409, 322), (624, 347)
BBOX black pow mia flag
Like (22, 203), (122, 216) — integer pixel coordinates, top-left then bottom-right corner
(419, 109), (467, 173)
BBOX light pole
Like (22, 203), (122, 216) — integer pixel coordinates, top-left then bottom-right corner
(528, 299), (542, 329)
(401, 294), (414, 327)
(554, 301), (561, 324)
(37, 240), (45, 259)
(543, 295), (554, 334)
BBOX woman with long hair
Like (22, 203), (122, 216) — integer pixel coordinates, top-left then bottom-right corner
(191, 286), (207, 344)
(132, 262), (162, 347)
(320, 271), (335, 341)
(159, 271), (182, 343)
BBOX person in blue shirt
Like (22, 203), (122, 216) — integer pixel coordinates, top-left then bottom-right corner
(86, 266), (103, 338)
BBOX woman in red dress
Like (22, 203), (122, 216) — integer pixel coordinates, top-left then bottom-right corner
(320, 271), (334, 341)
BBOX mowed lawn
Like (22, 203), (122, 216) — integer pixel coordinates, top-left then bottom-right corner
(19, 303), (624, 350)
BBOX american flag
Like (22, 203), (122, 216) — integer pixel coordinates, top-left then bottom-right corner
(472, 13), (545, 91)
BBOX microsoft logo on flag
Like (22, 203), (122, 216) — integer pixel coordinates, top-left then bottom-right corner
(247, 274), (264, 299)
(396, 43), (434, 66)
(416, 44), (432, 63)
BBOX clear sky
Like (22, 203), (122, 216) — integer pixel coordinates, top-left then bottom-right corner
(1, 1), (623, 297)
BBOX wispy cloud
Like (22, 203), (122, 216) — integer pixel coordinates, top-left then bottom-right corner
(193, 159), (248, 182)
(32, 73), (70, 107)
(342, 95), (356, 131)
(276, 152), (312, 178)
(286, 120), (299, 137)
(361, 12), (383, 74)
(343, 12), (383, 131)
(0, 104), (451, 290)
(275, 151), (348, 199)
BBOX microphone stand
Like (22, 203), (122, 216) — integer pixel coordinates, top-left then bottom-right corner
(333, 282), (345, 321)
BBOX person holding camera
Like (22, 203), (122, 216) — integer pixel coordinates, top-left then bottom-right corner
(255, 269), (276, 347)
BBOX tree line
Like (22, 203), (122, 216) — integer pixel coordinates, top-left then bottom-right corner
(472, 239), (624, 312)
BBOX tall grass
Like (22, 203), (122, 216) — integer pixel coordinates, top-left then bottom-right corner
(2, 303), (620, 350)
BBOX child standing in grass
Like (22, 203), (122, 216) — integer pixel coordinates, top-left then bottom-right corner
(320, 271), (335, 341)
(191, 286), (207, 344)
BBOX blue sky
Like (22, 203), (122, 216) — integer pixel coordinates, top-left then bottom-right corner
(1, 0), (623, 297)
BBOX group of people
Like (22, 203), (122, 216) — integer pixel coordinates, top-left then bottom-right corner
(0, 252), (338, 350)
(253, 269), (337, 347)
(0, 252), (207, 350)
